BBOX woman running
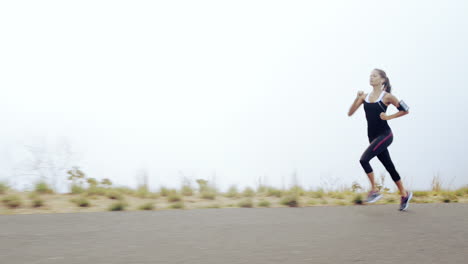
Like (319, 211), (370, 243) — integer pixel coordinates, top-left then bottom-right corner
(348, 69), (413, 211)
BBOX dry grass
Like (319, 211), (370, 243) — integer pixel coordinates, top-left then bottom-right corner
(225, 185), (239, 198)
(170, 201), (185, 209)
(258, 199), (271, 207)
(0, 182), (9, 194)
(167, 192), (182, 202)
(34, 181), (54, 194)
(0, 180), (467, 214)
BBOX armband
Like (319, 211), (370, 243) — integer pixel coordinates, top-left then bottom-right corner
(397, 100), (409, 112)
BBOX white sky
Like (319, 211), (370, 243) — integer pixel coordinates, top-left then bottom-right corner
(1, 0), (467, 192)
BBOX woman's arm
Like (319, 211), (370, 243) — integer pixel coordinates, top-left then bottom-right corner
(380, 93), (409, 121)
(348, 91), (365, 116)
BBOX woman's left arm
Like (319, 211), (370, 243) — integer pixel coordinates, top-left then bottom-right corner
(380, 94), (410, 121)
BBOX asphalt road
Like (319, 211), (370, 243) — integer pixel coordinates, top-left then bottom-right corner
(1, 203), (467, 264)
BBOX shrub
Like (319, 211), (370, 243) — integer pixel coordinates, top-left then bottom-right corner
(238, 198), (253, 208)
(168, 193), (182, 202)
(441, 192), (458, 203)
(353, 194), (363, 205)
(32, 198), (44, 208)
(225, 185), (239, 198)
(455, 186), (468, 196)
(109, 201), (127, 211)
(70, 184), (85, 194)
(0, 182), (9, 194)
(73, 197), (91, 207)
(309, 189), (325, 199)
(288, 186), (306, 196)
(242, 187), (255, 197)
(159, 187), (171, 197)
(196, 179), (218, 200)
(2, 195), (22, 208)
(257, 185), (268, 194)
(258, 199), (271, 207)
(181, 185), (194, 196)
(106, 190), (123, 200)
(170, 201), (185, 209)
(201, 191), (216, 200)
(266, 187), (282, 197)
(136, 185), (151, 198)
(281, 195), (299, 207)
(34, 181), (54, 194)
(138, 202), (155, 210)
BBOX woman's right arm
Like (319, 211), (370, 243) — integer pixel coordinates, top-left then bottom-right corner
(348, 91), (365, 116)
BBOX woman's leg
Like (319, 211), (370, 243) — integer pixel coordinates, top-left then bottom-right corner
(375, 139), (413, 210)
(395, 180), (408, 197)
(360, 131), (394, 194)
(377, 149), (408, 197)
(360, 148), (379, 192)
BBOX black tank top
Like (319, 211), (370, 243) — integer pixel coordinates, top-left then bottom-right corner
(364, 91), (391, 138)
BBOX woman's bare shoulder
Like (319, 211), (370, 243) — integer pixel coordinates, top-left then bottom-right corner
(383, 92), (397, 104)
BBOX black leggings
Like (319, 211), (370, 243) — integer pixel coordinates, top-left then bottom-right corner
(359, 130), (401, 182)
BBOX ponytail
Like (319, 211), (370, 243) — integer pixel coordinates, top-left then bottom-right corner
(383, 77), (392, 93)
(374, 68), (392, 93)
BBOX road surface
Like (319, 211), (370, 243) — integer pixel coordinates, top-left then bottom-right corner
(1, 203), (467, 263)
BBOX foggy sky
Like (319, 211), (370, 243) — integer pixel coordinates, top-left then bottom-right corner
(1, 0), (467, 192)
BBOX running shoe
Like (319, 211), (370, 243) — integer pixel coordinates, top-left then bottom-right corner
(399, 191), (413, 211)
(366, 190), (383, 203)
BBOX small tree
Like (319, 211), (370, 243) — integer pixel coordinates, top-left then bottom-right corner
(196, 179), (208, 193)
(351, 181), (362, 192)
(101, 178), (112, 186)
(67, 167), (86, 187)
(86, 178), (98, 187)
